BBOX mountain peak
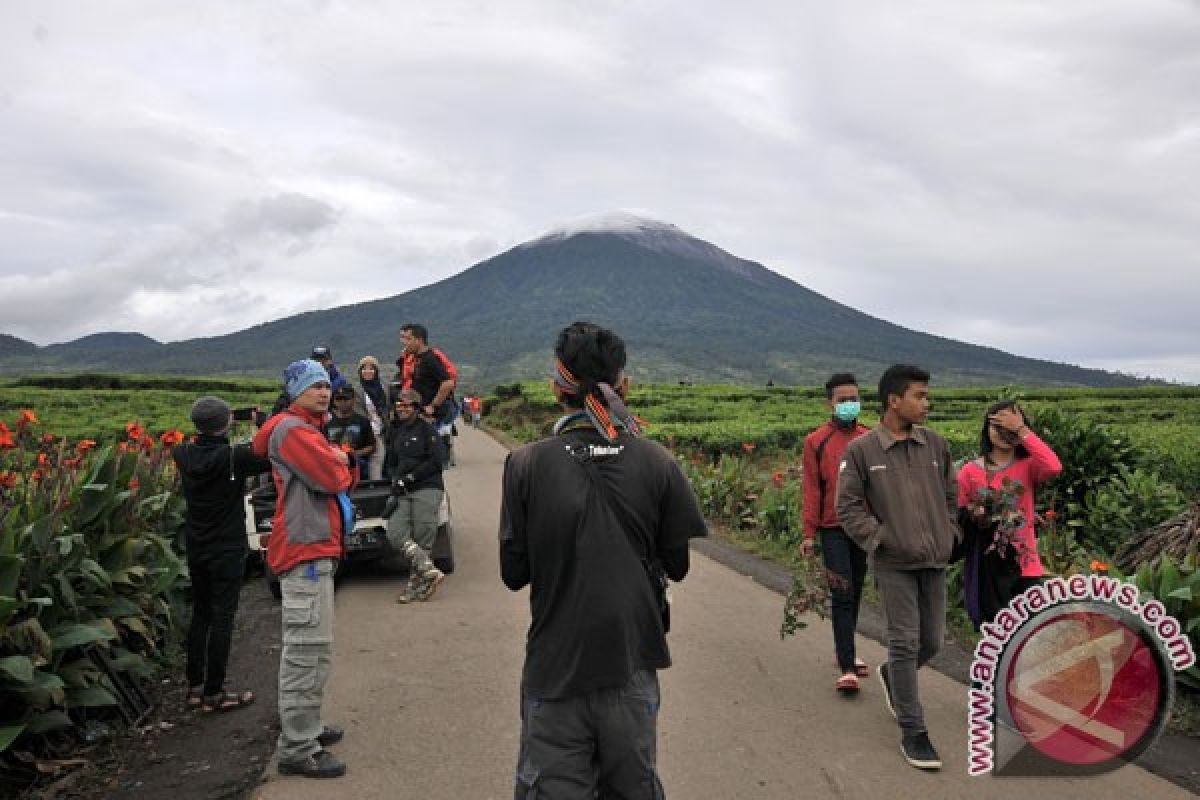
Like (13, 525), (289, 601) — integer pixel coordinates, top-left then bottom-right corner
(534, 210), (682, 242)
(525, 210), (764, 280)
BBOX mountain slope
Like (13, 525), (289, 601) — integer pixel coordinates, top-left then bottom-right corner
(0, 214), (1139, 388)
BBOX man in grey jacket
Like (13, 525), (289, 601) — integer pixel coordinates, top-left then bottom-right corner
(836, 364), (960, 771)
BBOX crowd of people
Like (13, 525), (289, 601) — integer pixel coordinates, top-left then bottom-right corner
(173, 319), (1065, 791)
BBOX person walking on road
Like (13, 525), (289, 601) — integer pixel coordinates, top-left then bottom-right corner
(800, 373), (872, 694)
(253, 359), (357, 780)
(383, 388), (447, 604)
(174, 395), (271, 713)
(836, 364), (961, 771)
(957, 401), (1061, 627)
(499, 321), (708, 798)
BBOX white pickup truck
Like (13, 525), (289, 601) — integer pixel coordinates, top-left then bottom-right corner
(245, 479), (455, 599)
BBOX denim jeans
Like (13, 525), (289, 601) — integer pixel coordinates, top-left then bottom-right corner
(818, 528), (868, 674)
(186, 548), (245, 696)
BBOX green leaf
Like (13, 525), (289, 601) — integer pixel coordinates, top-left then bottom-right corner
(0, 656), (35, 684)
(0, 555), (23, 597)
(0, 596), (20, 628)
(8, 670), (66, 707)
(24, 710), (73, 735)
(1158, 557), (1184, 601)
(49, 623), (115, 653)
(66, 686), (117, 709)
(0, 725), (25, 752)
(1166, 586), (1193, 603)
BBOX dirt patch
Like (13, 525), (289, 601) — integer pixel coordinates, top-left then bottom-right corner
(21, 577), (281, 800)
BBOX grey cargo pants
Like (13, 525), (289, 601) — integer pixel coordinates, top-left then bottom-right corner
(277, 557), (336, 764)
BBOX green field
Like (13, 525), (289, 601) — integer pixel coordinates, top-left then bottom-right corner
(0, 375), (281, 443)
(489, 382), (1200, 494)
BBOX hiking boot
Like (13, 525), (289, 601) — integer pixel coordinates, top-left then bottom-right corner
(901, 732), (942, 770)
(396, 574), (420, 604)
(878, 662), (896, 720)
(278, 749), (347, 779)
(415, 568), (445, 601)
(316, 724), (344, 747)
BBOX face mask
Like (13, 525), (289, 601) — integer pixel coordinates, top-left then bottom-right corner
(833, 401), (861, 423)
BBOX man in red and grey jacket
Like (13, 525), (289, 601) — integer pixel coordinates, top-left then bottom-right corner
(253, 358), (357, 780)
(800, 373), (871, 694)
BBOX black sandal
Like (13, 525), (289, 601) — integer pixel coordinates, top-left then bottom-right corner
(201, 690), (255, 713)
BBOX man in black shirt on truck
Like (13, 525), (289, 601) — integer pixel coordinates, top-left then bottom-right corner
(499, 321), (707, 799)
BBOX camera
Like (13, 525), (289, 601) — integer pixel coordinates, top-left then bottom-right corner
(232, 407), (267, 426)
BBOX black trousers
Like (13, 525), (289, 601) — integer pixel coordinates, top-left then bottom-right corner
(186, 549), (244, 696)
(819, 527), (868, 674)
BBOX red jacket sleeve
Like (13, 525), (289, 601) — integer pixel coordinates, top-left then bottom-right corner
(801, 432), (821, 539)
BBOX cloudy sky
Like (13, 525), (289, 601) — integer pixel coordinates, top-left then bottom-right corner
(2, 1), (1198, 381)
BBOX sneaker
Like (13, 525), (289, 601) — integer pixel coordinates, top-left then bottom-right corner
(901, 732), (942, 770)
(878, 663), (897, 720)
(415, 568), (445, 601)
(316, 724), (344, 747)
(278, 749), (347, 779)
(396, 574), (420, 604)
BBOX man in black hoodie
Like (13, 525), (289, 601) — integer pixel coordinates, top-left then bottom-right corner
(173, 396), (272, 712)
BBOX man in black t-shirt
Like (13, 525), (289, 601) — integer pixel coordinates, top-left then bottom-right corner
(499, 321), (707, 799)
(325, 385), (375, 475)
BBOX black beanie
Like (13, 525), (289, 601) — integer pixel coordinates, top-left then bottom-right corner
(191, 396), (231, 435)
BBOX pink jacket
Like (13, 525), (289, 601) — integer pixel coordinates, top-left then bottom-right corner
(956, 432), (1062, 578)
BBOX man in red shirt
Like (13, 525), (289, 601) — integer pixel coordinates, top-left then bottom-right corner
(801, 373), (871, 693)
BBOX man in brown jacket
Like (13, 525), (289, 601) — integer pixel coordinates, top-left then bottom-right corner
(835, 364), (960, 771)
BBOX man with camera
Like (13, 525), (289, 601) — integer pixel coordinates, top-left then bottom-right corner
(383, 388), (446, 604)
(174, 396), (272, 714)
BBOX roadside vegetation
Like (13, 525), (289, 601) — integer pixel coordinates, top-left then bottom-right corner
(486, 381), (1200, 732)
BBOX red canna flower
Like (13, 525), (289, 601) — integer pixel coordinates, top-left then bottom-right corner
(128, 477), (140, 492)
(30, 468), (45, 483)
(62, 457), (82, 470)
(0, 471), (17, 490)
(17, 409), (38, 427)
(36, 452), (48, 467)
(772, 471), (785, 488)
(140, 435), (156, 452)
(1044, 509), (1057, 520)
(0, 423), (14, 449)
(117, 441), (130, 453)
(76, 439), (97, 454)
(742, 442), (756, 453)
(160, 429), (185, 447)
(1090, 560), (1108, 573)
(125, 422), (145, 441)
(41, 433), (56, 444)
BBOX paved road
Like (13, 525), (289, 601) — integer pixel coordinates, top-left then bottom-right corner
(253, 427), (1192, 800)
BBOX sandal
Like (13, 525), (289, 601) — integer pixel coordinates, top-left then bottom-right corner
(201, 690), (256, 713)
(186, 686), (204, 710)
(854, 658), (870, 677)
(836, 673), (860, 694)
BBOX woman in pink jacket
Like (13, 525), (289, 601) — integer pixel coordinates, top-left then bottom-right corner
(957, 401), (1062, 626)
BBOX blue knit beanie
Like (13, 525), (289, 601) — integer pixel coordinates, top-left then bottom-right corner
(284, 359), (331, 400)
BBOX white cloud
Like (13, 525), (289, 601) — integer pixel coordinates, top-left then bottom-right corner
(0, 0), (1197, 380)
